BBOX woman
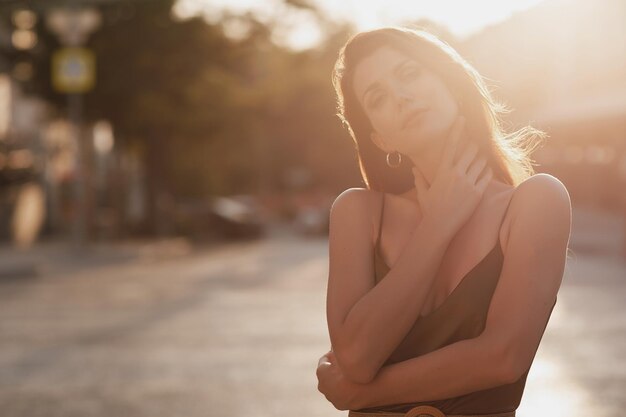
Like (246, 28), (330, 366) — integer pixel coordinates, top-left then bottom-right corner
(316, 27), (571, 416)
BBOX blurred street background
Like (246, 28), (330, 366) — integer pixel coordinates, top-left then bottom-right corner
(0, 0), (624, 415)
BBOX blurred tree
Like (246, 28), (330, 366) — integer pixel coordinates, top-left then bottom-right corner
(11, 0), (365, 234)
(80, 1), (269, 230)
(84, 0), (360, 202)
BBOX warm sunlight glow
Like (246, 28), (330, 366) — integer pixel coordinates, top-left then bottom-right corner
(174, 0), (547, 49)
(516, 300), (617, 417)
(315, 0), (548, 37)
(518, 356), (608, 417)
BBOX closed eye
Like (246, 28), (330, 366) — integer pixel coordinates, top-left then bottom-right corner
(401, 67), (421, 80)
(370, 92), (387, 108)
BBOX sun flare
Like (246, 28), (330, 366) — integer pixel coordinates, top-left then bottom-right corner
(174, 0), (548, 50)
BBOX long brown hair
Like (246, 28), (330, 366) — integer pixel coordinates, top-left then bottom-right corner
(332, 26), (546, 194)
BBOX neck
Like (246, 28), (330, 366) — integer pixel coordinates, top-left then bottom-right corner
(407, 145), (443, 188)
(397, 142), (445, 202)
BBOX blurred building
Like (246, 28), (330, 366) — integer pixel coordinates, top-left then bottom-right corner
(0, 68), (51, 244)
(0, 4), (154, 245)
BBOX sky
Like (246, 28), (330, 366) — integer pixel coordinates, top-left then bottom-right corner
(173, 0), (548, 50)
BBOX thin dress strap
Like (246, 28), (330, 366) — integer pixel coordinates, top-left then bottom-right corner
(495, 188), (517, 254)
(376, 192), (385, 251)
(499, 189), (516, 228)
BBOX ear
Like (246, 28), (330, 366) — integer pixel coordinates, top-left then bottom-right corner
(370, 131), (390, 152)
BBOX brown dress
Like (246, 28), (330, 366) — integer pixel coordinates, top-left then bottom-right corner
(354, 191), (557, 414)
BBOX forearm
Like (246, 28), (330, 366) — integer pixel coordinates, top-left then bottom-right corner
(338, 218), (452, 382)
(353, 335), (512, 409)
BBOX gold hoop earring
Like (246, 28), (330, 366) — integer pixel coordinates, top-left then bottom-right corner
(386, 151), (402, 168)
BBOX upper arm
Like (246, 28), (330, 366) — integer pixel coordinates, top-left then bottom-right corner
(326, 188), (378, 352)
(482, 174), (572, 380)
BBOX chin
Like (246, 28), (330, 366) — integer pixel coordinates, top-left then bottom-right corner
(402, 121), (444, 150)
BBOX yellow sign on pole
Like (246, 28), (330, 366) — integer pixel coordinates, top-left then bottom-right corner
(52, 47), (95, 93)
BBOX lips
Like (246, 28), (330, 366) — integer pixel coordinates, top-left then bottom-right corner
(402, 107), (429, 129)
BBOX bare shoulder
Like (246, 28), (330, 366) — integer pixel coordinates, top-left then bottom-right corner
(330, 188), (382, 239)
(331, 187), (370, 210)
(507, 173), (572, 236)
(511, 173), (571, 215)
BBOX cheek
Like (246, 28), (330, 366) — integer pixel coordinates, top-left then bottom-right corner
(432, 82), (458, 117)
(441, 92), (459, 117)
(431, 100), (457, 130)
(369, 109), (397, 134)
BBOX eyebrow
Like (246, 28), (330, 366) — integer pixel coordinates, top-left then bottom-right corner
(361, 58), (415, 104)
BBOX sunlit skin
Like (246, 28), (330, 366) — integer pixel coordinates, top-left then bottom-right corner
(355, 45), (460, 185)
(317, 45), (572, 411)
(351, 45), (517, 315)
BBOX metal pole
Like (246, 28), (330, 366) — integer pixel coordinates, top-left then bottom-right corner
(68, 92), (85, 248)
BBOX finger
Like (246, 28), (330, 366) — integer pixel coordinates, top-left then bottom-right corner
(441, 116), (465, 167)
(412, 166), (429, 193)
(316, 363), (326, 381)
(318, 355), (330, 368)
(456, 142), (479, 174)
(317, 362), (331, 381)
(475, 166), (493, 190)
(466, 153), (487, 183)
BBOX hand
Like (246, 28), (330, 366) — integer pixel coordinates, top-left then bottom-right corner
(316, 350), (361, 410)
(411, 116), (492, 239)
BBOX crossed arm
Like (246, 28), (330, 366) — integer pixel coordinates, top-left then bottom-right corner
(317, 174), (571, 410)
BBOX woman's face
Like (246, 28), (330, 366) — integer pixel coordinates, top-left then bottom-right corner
(352, 45), (460, 156)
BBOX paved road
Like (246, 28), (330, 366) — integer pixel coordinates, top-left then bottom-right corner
(0, 207), (624, 416)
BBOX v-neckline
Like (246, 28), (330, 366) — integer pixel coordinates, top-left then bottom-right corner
(375, 239), (503, 319)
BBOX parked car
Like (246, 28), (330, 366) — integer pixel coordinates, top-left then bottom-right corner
(168, 194), (265, 242)
(292, 204), (330, 236)
(209, 194), (265, 240)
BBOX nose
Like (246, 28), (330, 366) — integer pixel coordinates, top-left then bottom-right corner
(392, 85), (413, 108)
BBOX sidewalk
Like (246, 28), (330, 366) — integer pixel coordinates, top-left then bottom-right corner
(0, 237), (197, 279)
(0, 218), (295, 279)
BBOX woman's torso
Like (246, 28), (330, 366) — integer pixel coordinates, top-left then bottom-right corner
(355, 184), (557, 414)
